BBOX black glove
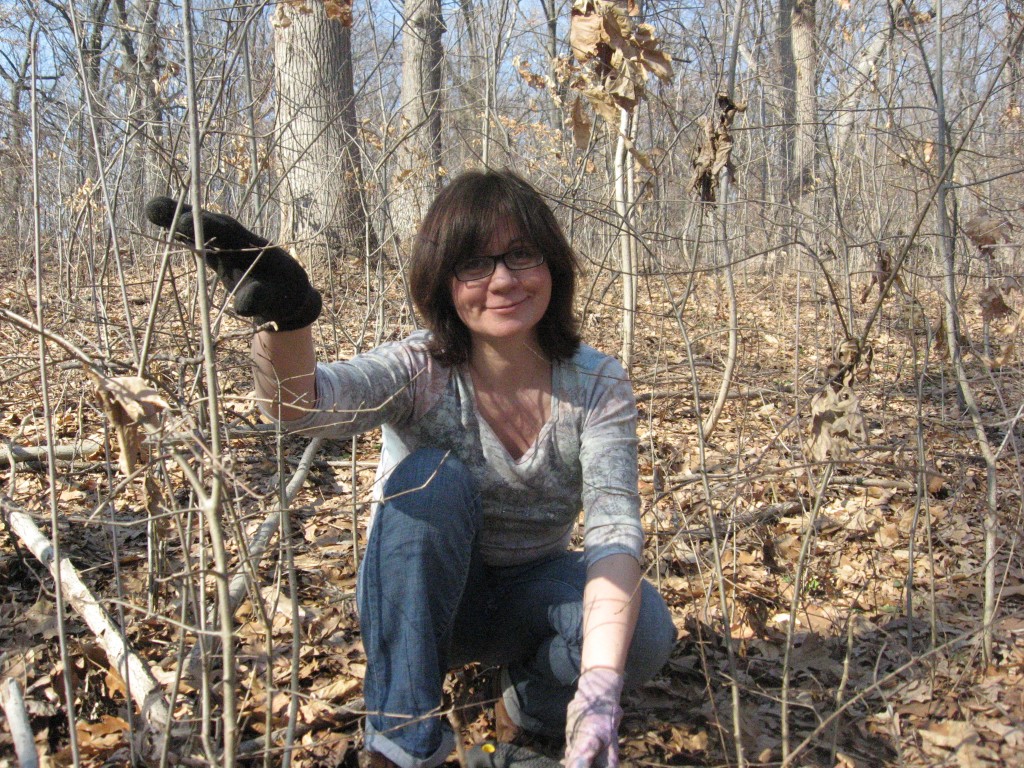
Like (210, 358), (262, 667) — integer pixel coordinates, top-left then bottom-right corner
(145, 196), (322, 331)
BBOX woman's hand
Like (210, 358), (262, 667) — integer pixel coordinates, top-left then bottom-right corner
(564, 668), (624, 768)
(145, 196), (321, 331)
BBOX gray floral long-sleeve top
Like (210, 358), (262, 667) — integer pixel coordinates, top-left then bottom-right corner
(273, 330), (643, 568)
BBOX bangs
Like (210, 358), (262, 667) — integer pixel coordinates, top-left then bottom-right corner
(435, 180), (529, 266)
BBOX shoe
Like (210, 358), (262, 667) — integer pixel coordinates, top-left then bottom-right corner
(359, 750), (399, 768)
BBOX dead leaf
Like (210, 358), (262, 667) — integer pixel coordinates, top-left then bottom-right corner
(569, 0), (670, 120)
(876, 522), (901, 548)
(569, 97), (593, 149)
(634, 24), (674, 81)
(94, 375), (168, 425)
(979, 286), (1013, 322)
(513, 57), (550, 92)
(77, 715), (129, 748)
(311, 676), (361, 702)
(790, 632), (840, 675)
(956, 743), (998, 768)
(105, 666), (128, 699)
(993, 339), (1016, 366)
(322, 0), (353, 26)
(91, 374), (168, 473)
(271, 4), (292, 28)
(581, 86), (621, 124)
(809, 382), (866, 462)
(919, 720), (979, 750)
(926, 468), (946, 495)
(665, 724), (707, 751)
(298, 729), (349, 766)
(570, 2), (608, 62)
(691, 93), (746, 202)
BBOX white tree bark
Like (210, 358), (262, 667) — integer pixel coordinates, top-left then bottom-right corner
(0, 678), (40, 768)
(832, 5), (895, 157)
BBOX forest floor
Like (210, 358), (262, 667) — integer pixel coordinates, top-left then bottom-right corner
(1, 262), (1022, 767)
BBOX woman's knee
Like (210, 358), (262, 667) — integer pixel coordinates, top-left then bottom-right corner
(380, 448), (481, 527)
(625, 580), (677, 686)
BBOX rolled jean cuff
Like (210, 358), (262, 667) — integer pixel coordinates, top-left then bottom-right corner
(500, 667), (548, 735)
(364, 720), (455, 768)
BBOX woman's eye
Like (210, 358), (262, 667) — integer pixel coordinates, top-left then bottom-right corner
(456, 258), (493, 279)
(505, 249), (533, 267)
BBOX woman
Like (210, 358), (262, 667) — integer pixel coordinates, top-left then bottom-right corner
(147, 170), (676, 768)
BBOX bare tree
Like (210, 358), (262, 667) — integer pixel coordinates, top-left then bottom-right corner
(390, 0), (443, 247)
(0, 17), (35, 253)
(273, 0), (368, 268)
(111, 0), (167, 201)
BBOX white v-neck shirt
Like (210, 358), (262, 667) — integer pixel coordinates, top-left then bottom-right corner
(273, 330), (643, 568)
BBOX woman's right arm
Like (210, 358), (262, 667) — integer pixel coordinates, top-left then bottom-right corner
(252, 326), (317, 422)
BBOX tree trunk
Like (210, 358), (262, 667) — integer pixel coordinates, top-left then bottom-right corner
(778, 0), (796, 177)
(391, 0), (444, 248)
(541, 0), (566, 132)
(832, 8), (894, 157)
(457, 0), (486, 162)
(791, 0), (817, 197)
(274, 3), (367, 269)
(1008, 1), (1024, 120)
(112, 0), (166, 202)
(0, 31), (31, 256)
(80, 0), (111, 185)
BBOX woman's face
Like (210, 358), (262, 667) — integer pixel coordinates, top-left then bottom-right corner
(450, 221), (552, 351)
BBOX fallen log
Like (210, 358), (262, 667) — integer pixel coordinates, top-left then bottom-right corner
(1, 439), (103, 467)
(0, 495), (173, 760)
(0, 677), (40, 768)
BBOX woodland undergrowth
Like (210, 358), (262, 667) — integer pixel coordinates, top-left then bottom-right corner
(1, 255), (1022, 767)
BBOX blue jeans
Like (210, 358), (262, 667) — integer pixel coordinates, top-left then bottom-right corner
(358, 449), (677, 768)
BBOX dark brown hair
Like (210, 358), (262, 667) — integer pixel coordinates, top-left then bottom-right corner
(408, 169), (581, 366)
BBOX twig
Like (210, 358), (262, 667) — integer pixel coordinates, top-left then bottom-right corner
(653, 501), (803, 542)
(830, 475), (916, 492)
(781, 462), (833, 762)
(235, 701), (363, 756)
(182, 436), (324, 684)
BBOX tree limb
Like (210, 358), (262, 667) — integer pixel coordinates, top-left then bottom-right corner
(1, 494), (173, 759)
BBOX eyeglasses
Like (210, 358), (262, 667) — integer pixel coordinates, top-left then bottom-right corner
(452, 248), (546, 282)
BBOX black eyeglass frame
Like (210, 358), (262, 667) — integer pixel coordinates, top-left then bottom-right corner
(452, 248), (546, 282)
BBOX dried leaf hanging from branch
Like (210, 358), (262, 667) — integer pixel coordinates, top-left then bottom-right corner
(90, 375), (169, 475)
(569, 97), (594, 149)
(979, 285), (1014, 322)
(808, 382), (867, 463)
(569, 0), (674, 117)
(691, 92), (747, 202)
(322, 0), (353, 26)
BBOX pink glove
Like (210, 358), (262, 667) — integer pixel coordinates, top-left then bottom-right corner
(563, 668), (625, 768)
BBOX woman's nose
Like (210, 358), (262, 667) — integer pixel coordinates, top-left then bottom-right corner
(488, 260), (518, 287)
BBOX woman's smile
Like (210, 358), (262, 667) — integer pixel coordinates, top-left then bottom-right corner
(488, 297), (528, 311)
